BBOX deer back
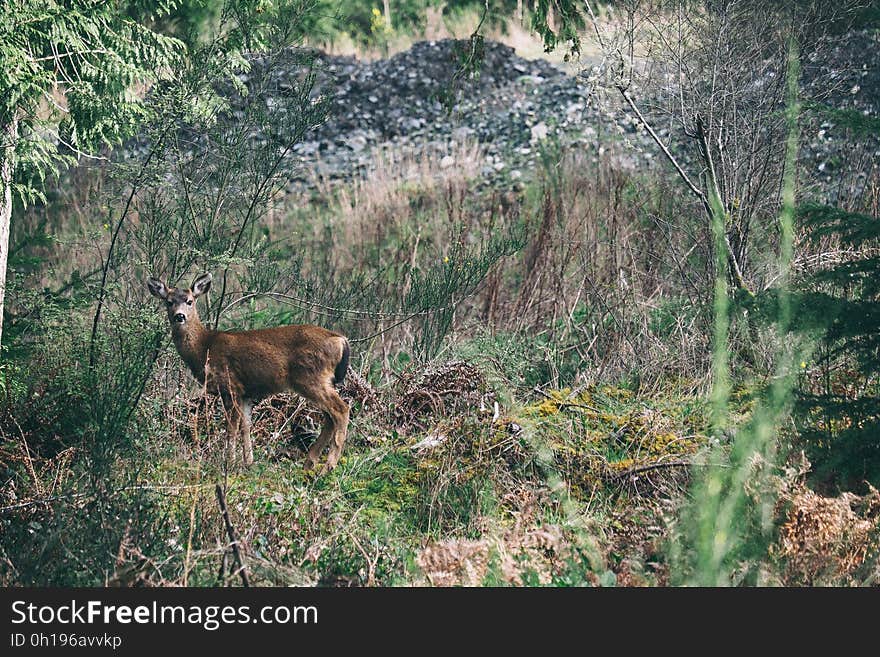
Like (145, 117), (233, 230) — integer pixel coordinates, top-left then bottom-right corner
(201, 325), (346, 399)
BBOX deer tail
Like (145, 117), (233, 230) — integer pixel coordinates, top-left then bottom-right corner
(333, 338), (350, 386)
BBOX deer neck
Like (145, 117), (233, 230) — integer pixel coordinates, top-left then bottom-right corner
(171, 315), (213, 382)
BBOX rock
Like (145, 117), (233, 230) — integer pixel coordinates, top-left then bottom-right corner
(141, 30), (877, 202)
(530, 122), (549, 143)
(347, 135), (367, 152)
(452, 126), (474, 141)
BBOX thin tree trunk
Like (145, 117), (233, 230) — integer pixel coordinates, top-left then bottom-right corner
(383, 0), (391, 28)
(0, 117), (18, 352)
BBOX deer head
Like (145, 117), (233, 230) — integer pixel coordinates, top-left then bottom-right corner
(147, 273), (212, 328)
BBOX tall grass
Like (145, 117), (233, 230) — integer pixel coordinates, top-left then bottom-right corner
(674, 38), (804, 586)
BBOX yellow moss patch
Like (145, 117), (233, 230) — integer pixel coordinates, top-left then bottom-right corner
(648, 431), (679, 454)
(598, 385), (633, 401)
(534, 398), (562, 416)
(523, 389), (570, 416)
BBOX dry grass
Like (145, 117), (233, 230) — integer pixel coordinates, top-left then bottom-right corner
(417, 524), (567, 586)
(301, 137), (485, 268)
(282, 140), (714, 384)
(776, 484), (880, 585)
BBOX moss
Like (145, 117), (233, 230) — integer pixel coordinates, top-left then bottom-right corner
(127, 375), (723, 585)
(523, 388), (573, 417)
(609, 458), (636, 471)
(339, 448), (422, 519)
(598, 385), (634, 401)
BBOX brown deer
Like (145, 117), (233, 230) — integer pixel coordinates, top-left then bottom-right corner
(148, 273), (350, 472)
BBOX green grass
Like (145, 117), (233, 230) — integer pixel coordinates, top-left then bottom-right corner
(129, 375), (719, 586)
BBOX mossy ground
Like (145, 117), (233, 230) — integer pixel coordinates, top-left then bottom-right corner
(141, 372), (720, 586)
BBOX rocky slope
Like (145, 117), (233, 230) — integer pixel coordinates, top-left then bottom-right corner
(235, 32), (880, 195)
(253, 39), (659, 190)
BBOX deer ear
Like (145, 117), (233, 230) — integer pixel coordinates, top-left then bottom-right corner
(191, 273), (212, 298)
(147, 277), (168, 299)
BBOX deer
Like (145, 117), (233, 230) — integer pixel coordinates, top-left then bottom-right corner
(148, 272), (351, 473)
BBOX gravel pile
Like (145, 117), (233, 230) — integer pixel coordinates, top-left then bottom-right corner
(800, 29), (880, 193)
(208, 32), (880, 195)
(246, 39), (657, 189)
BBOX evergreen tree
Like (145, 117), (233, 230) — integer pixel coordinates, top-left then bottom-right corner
(792, 202), (880, 489)
(759, 109), (880, 491)
(0, 0), (184, 351)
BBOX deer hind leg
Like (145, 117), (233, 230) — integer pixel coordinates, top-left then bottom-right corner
(298, 381), (350, 472)
(240, 399), (254, 466)
(304, 411), (335, 471)
(323, 389), (350, 472)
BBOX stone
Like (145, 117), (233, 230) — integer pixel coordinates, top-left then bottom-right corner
(347, 135), (367, 152)
(137, 31), (872, 206)
(530, 122), (549, 142)
(452, 126), (474, 141)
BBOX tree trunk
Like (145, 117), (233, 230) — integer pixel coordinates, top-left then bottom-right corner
(383, 0), (391, 29)
(0, 117), (17, 353)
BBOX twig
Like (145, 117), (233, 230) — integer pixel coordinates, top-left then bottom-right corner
(217, 549), (229, 587)
(182, 481), (200, 587)
(12, 417), (42, 497)
(696, 115), (749, 292)
(0, 492), (89, 513)
(88, 123), (173, 367)
(611, 460), (691, 480)
(215, 484), (250, 587)
(534, 387), (602, 414)
(447, 0), (489, 99)
(220, 290), (443, 321)
(0, 482), (218, 514)
(618, 89), (707, 207)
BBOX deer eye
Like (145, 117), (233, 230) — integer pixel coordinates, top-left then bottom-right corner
(165, 300), (173, 306)
(187, 300), (193, 306)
